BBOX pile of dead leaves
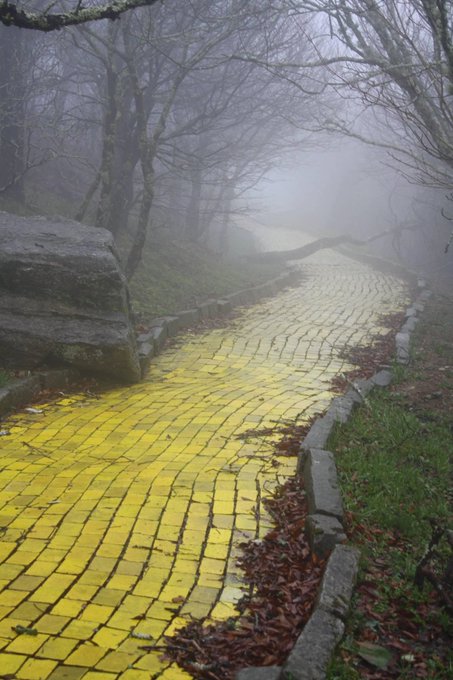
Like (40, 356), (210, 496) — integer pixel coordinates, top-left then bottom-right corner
(331, 311), (406, 393)
(163, 477), (325, 679)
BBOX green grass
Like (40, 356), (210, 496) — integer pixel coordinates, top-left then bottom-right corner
(326, 382), (453, 678)
(128, 237), (282, 319)
(0, 370), (11, 387)
(329, 391), (451, 544)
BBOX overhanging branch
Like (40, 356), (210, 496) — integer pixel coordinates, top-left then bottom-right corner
(0, 0), (161, 31)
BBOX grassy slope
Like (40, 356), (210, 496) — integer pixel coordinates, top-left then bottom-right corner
(327, 293), (453, 679)
(128, 237), (282, 319)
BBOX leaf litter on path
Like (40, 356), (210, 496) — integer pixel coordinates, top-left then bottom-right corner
(163, 477), (326, 679)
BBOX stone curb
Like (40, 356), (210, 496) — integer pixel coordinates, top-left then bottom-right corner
(236, 278), (430, 680)
(136, 268), (302, 376)
(0, 368), (81, 419)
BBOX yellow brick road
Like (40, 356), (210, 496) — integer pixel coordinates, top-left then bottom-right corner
(0, 252), (408, 680)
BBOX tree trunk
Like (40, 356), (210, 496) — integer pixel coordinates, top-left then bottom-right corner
(0, 26), (27, 199)
(125, 167), (154, 279)
(185, 165), (203, 242)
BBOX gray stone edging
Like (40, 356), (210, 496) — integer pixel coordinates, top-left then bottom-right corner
(136, 267), (301, 376)
(0, 368), (81, 419)
(236, 277), (430, 680)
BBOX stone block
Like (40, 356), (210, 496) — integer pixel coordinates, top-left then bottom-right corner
(299, 415), (335, 460)
(237, 289), (253, 305)
(136, 330), (154, 344)
(316, 545), (360, 620)
(303, 449), (343, 520)
(177, 309), (200, 328)
(38, 369), (80, 389)
(154, 315), (180, 337)
(344, 377), (373, 405)
(148, 325), (167, 353)
(217, 299), (233, 314)
(198, 300), (218, 320)
(138, 342), (154, 375)
(400, 317), (418, 334)
(270, 277), (284, 291)
(306, 514), (347, 558)
(256, 281), (273, 297)
(326, 396), (355, 424)
(281, 608), (345, 680)
(235, 667), (281, 680)
(246, 287), (260, 303)
(396, 331), (410, 364)
(223, 291), (242, 307)
(9, 375), (42, 402)
(0, 387), (12, 415)
(370, 369), (393, 388)
(0, 376), (42, 416)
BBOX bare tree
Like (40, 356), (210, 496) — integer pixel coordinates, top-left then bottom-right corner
(279, 0), (453, 190)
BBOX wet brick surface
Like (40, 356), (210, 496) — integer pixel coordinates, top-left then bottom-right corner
(0, 252), (408, 678)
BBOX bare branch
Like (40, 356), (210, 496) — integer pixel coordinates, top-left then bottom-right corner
(0, 0), (161, 31)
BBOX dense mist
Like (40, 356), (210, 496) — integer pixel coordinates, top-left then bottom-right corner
(1, 0), (453, 282)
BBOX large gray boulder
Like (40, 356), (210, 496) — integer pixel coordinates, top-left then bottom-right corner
(0, 212), (141, 383)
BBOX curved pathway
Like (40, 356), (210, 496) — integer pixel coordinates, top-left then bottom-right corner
(0, 251), (408, 680)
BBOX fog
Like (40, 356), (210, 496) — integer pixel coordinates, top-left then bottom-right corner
(241, 138), (453, 279)
(1, 0), (453, 284)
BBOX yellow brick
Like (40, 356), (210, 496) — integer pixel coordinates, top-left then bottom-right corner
(115, 561), (142, 576)
(51, 599), (85, 618)
(60, 619), (97, 640)
(92, 626), (129, 648)
(79, 673), (116, 680)
(65, 584), (98, 601)
(159, 663), (193, 679)
(204, 543), (229, 560)
(0, 563), (22, 580)
(104, 574), (136, 591)
(92, 589), (124, 607)
(179, 601), (211, 618)
(96, 651), (139, 673)
(47, 666), (87, 680)
(0, 256), (409, 677)
(30, 574), (75, 604)
(65, 643), (107, 667)
(134, 651), (168, 673)
(11, 575), (45, 592)
(0, 590), (27, 606)
(36, 636), (79, 660)
(80, 604), (114, 624)
(186, 585), (217, 605)
(26, 561), (58, 578)
(120, 670), (151, 680)
(37, 614), (70, 634)
(16, 658), (58, 679)
(7, 633), (48, 655)
(0, 652), (27, 674)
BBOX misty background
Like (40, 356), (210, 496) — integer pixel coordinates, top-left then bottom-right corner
(1, 0), (453, 282)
